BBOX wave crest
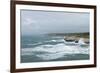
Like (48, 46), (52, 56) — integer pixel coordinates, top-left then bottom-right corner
(21, 43), (89, 60)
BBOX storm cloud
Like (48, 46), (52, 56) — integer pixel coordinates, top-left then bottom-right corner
(21, 10), (90, 35)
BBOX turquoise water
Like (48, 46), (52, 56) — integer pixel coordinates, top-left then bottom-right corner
(21, 35), (89, 63)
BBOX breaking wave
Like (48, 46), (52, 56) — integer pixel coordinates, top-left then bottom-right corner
(21, 42), (89, 60)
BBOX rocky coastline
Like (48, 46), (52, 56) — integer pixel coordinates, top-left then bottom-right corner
(64, 36), (89, 44)
(47, 32), (89, 44)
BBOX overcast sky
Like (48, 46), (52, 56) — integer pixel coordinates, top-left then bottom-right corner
(21, 10), (90, 35)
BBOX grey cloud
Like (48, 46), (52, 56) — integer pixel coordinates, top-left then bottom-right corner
(21, 10), (90, 35)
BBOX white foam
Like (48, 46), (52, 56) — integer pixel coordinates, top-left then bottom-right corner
(36, 52), (66, 60)
(21, 43), (89, 60)
(44, 39), (64, 43)
(51, 40), (57, 42)
(78, 38), (86, 45)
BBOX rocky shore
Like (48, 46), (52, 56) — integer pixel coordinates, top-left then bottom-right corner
(64, 36), (89, 44)
(47, 32), (89, 44)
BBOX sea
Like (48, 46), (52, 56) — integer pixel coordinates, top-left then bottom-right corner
(21, 34), (90, 63)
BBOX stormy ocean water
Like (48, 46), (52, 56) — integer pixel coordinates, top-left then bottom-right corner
(21, 35), (90, 63)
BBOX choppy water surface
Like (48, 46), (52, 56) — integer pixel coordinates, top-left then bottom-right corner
(21, 35), (90, 63)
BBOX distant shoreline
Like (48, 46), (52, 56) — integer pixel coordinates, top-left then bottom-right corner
(47, 32), (89, 44)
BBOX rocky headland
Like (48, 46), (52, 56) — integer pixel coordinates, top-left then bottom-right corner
(47, 32), (89, 44)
